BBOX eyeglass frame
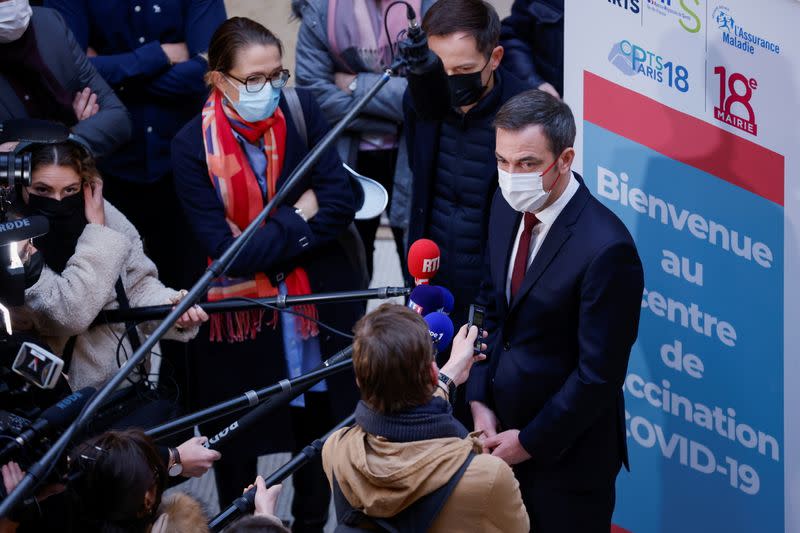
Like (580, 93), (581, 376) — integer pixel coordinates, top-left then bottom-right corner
(223, 69), (291, 93)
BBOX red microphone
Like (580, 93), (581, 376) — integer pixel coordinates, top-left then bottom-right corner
(407, 239), (440, 285)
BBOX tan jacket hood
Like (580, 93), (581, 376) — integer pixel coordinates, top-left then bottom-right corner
(323, 425), (483, 517)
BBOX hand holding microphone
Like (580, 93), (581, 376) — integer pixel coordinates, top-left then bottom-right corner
(440, 325), (488, 386)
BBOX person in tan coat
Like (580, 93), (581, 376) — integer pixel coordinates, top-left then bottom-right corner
(322, 304), (529, 532)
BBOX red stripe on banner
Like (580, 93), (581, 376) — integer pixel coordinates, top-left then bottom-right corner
(583, 71), (784, 206)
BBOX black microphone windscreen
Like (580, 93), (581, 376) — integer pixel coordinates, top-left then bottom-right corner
(39, 387), (95, 428)
(407, 53), (451, 121)
(0, 216), (49, 244)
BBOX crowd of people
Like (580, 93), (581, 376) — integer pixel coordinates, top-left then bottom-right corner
(0, 0), (647, 531)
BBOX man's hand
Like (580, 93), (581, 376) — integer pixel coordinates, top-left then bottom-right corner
(485, 429), (532, 465)
(175, 437), (221, 478)
(170, 291), (209, 330)
(226, 218), (242, 238)
(161, 42), (190, 65)
(73, 88), (100, 121)
(471, 400), (500, 447)
(439, 325), (487, 386)
(294, 189), (319, 221)
(537, 81), (560, 99)
(335, 72), (357, 94)
(244, 476), (283, 517)
(83, 178), (105, 225)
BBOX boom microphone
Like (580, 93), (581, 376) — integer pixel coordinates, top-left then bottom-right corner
(408, 285), (443, 315)
(407, 239), (440, 285)
(0, 387), (95, 462)
(0, 216), (49, 245)
(425, 312), (454, 352)
(398, 3), (451, 120)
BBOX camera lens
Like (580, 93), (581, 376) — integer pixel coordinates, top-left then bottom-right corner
(0, 152), (31, 188)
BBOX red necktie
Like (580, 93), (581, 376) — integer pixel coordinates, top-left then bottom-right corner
(511, 213), (540, 299)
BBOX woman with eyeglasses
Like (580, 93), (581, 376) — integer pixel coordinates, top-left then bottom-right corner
(171, 17), (364, 529)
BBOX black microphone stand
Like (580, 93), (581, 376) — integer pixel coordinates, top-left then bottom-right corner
(94, 287), (409, 325)
(145, 346), (353, 440)
(0, 55), (408, 518)
(208, 412), (357, 532)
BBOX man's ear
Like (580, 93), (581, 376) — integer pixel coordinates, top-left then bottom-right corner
(489, 45), (504, 71)
(559, 147), (576, 175)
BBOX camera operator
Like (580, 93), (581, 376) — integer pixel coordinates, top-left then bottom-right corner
(10, 140), (208, 427)
(0, 432), (220, 532)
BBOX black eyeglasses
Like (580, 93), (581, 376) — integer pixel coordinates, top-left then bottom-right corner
(225, 69), (291, 92)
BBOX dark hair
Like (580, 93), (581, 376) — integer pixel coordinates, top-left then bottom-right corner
(206, 17), (283, 79)
(352, 304), (435, 413)
(68, 429), (167, 533)
(29, 141), (97, 183)
(422, 0), (501, 58)
(494, 89), (577, 157)
(227, 515), (290, 533)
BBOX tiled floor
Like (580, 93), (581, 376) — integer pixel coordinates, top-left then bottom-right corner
(166, 233), (405, 529)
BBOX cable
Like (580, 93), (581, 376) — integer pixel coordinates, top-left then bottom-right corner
(230, 297), (355, 340)
(384, 0), (414, 63)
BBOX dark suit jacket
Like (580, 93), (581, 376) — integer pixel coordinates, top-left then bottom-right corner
(467, 173), (644, 488)
(0, 7), (131, 158)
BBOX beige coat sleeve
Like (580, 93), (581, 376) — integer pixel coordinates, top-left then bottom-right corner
(486, 461), (530, 533)
(24, 223), (130, 337)
(106, 202), (199, 342)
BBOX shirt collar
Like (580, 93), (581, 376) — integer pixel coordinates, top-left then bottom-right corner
(532, 171), (579, 226)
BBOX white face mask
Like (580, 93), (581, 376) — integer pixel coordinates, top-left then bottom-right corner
(498, 158), (561, 213)
(0, 0), (32, 43)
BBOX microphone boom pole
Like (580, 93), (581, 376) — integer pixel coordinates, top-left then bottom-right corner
(94, 287), (409, 324)
(146, 347), (353, 440)
(209, 412), (357, 532)
(0, 57), (407, 518)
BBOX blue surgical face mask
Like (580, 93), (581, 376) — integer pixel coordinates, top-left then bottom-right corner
(226, 77), (281, 122)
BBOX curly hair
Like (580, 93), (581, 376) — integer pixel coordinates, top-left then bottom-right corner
(29, 141), (97, 183)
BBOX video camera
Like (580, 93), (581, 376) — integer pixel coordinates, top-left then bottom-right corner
(0, 121), (77, 475)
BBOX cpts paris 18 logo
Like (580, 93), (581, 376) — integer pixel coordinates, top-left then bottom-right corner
(712, 5), (781, 56)
(713, 65), (758, 136)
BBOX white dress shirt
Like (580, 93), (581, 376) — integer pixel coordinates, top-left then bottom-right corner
(505, 173), (580, 302)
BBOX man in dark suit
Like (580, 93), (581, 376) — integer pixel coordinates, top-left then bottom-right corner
(0, 1), (130, 158)
(467, 89), (644, 532)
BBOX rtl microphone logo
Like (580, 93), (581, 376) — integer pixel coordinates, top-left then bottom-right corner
(422, 256), (440, 274)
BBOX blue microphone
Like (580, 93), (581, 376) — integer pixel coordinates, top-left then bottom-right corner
(436, 287), (455, 315)
(408, 285), (444, 316)
(424, 312), (454, 352)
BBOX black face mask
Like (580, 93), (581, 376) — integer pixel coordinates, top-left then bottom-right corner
(25, 192), (87, 273)
(447, 59), (491, 107)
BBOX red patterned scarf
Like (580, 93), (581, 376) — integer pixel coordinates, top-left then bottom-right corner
(201, 89), (319, 342)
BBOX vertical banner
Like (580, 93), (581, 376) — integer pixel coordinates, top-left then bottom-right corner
(563, 1), (800, 532)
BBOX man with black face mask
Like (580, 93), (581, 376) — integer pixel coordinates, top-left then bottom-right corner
(403, 0), (532, 393)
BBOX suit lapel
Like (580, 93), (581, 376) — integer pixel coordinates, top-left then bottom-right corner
(493, 199), (521, 316)
(507, 182), (592, 316)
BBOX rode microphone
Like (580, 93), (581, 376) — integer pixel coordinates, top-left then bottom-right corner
(0, 387), (95, 462)
(398, 4), (451, 120)
(407, 239), (440, 285)
(436, 287), (455, 315)
(408, 285), (444, 315)
(0, 216), (48, 245)
(424, 312), (454, 352)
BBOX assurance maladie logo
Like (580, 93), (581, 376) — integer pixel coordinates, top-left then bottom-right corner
(645, 0), (702, 34)
(712, 5), (781, 56)
(608, 40), (690, 93)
